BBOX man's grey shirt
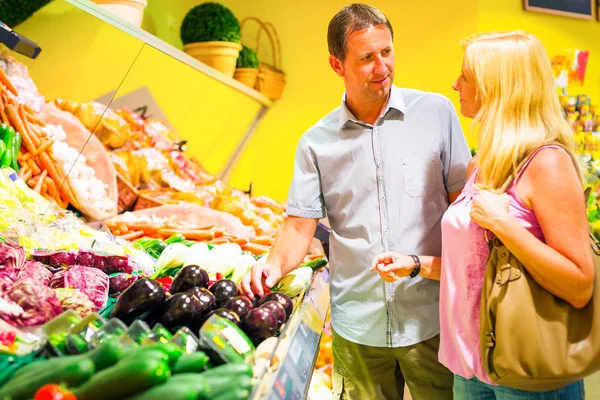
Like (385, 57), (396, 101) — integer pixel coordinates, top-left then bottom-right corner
(287, 86), (471, 347)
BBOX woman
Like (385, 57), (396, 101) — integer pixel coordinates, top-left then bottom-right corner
(371, 31), (593, 399)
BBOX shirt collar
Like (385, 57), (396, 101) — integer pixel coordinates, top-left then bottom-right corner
(336, 85), (406, 130)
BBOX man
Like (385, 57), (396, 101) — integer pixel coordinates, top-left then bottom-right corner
(241, 4), (471, 399)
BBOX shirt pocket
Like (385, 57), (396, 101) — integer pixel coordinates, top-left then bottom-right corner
(401, 154), (438, 197)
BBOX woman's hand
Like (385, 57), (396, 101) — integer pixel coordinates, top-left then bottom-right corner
(370, 252), (416, 282)
(470, 190), (511, 231)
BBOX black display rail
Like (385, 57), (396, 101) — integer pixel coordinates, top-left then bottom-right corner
(250, 265), (330, 399)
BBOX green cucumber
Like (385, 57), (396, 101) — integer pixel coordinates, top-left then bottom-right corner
(300, 257), (328, 271)
(172, 351), (210, 374)
(0, 358), (94, 400)
(12, 339), (124, 380)
(127, 382), (201, 400)
(72, 357), (170, 400)
(122, 342), (182, 366)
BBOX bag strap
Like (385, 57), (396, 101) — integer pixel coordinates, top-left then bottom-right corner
(499, 143), (573, 193)
(487, 142), (586, 245)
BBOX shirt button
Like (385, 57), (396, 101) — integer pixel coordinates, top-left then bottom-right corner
(377, 162), (382, 167)
(383, 229), (388, 234)
(381, 195), (385, 200)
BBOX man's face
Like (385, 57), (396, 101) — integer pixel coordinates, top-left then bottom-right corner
(330, 25), (395, 102)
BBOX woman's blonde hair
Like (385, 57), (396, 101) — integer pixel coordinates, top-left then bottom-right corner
(461, 30), (579, 191)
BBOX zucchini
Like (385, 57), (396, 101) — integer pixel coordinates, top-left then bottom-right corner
(0, 358), (94, 400)
(122, 342), (182, 366)
(300, 257), (328, 271)
(172, 351), (210, 374)
(12, 339), (124, 380)
(127, 382), (201, 400)
(169, 363), (253, 398)
(72, 357), (170, 400)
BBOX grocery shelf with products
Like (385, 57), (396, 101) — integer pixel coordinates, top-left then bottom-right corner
(0, 1), (329, 399)
(559, 92), (600, 240)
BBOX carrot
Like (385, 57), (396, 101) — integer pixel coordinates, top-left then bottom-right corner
(41, 183), (48, 197)
(27, 159), (41, 176)
(209, 237), (232, 245)
(45, 177), (57, 199)
(19, 105), (40, 147)
(33, 170), (47, 193)
(37, 151), (79, 209)
(119, 230), (145, 241)
(251, 236), (273, 246)
(27, 179), (36, 188)
(241, 243), (271, 255)
(21, 168), (32, 183)
(0, 68), (17, 96)
(5, 105), (36, 153)
(157, 228), (215, 241)
(33, 139), (54, 156)
(0, 98), (8, 124)
(232, 238), (249, 246)
(17, 165), (28, 177)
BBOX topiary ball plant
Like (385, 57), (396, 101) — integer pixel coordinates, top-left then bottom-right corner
(0, 0), (51, 28)
(236, 46), (259, 69)
(180, 2), (241, 45)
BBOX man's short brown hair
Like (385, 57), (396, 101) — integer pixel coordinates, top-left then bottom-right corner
(327, 4), (394, 61)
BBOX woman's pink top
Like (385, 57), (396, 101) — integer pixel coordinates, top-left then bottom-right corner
(438, 146), (562, 383)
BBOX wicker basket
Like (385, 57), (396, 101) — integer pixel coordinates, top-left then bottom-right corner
(241, 17), (286, 101)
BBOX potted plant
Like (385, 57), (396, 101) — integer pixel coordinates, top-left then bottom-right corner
(234, 45), (259, 88)
(180, 2), (242, 77)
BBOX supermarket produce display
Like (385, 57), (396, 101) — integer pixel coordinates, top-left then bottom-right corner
(0, 2), (330, 399)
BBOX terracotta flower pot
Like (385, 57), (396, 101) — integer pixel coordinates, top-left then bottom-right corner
(184, 41), (242, 77)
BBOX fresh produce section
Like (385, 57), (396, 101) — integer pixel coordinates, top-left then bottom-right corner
(0, 2), (332, 398)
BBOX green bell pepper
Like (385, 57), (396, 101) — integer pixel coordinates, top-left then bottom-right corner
(0, 140), (6, 163)
(142, 239), (168, 259)
(10, 131), (21, 171)
(0, 125), (15, 168)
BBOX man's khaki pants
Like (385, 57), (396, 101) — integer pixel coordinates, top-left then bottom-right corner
(331, 328), (453, 400)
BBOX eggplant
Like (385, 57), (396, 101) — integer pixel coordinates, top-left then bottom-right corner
(224, 296), (253, 320)
(204, 308), (241, 327)
(186, 287), (217, 331)
(257, 292), (293, 320)
(110, 278), (166, 325)
(208, 279), (239, 308)
(242, 307), (278, 344)
(259, 301), (286, 327)
(170, 265), (209, 294)
(159, 293), (202, 333)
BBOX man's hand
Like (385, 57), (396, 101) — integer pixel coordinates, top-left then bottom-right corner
(370, 252), (416, 282)
(241, 262), (283, 299)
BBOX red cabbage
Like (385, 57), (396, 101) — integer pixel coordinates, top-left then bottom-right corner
(0, 240), (25, 282)
(76, 250), (134, 274)
(2, 278), (62, 327)
(31, 250), (77, 268)
(55, 288), (95, 317)
(18, 261), (53, 286)
(51, 266), (109, 311)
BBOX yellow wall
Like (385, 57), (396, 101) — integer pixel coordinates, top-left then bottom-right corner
(479, 0), (600, 102)
(144, 0), (480, 201)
